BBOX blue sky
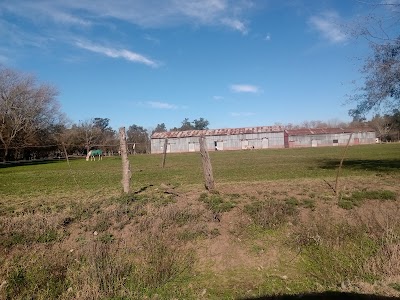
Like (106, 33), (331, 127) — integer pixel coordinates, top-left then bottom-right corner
(0, 0), (387, 130)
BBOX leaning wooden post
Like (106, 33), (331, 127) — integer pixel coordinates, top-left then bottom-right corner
(334, 132), (353, 196)
(162, 138), (168, 168)
(119, 127), (131, 193)
(199, 136), (215, 191)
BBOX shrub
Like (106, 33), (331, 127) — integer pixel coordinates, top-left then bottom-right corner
(6, 252), (68, 299)
(244, 200), (298, 230)
(133, 233), (195, 289)
(339, 189), (397, 210)
(198, 193), (236, 213)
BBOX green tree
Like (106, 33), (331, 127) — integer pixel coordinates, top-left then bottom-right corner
(153, 123), (167, 133)
(170, 118), (210, 131)
(179, 118), (193, 131)
(193, 117), (209, 130)
(127, 124), (149, 153)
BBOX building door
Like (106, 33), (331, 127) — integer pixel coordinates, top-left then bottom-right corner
(167, 144), (171, 153)
(262, 138), (269, 149)
(188, 142), (195, 152)
(216, 141), (224, 150)
(241, 140), (249, 149)
(354, 138), (360, 145)
(311, 140), (318, 147)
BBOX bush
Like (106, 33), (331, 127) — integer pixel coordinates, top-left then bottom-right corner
(198, 193), (236, 213)
(339, 189), (397, 210)
(244, 199), (298, 230)
(6, 253), (68, 300)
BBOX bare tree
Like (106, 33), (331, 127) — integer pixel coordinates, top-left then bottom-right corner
(369, 113), (396, 141)
(0, 66), (63, 161)
(349, 2), (400, 118)
(77, 120), (102, 154)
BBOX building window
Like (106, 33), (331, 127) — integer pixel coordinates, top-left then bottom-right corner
(333, 139), (339, 143)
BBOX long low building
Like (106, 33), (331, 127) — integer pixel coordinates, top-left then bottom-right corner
(150, 126), (376, 154)
(151, 126), (286, 154)
(285, 128), (376, 148)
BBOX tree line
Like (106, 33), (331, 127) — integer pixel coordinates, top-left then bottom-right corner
(0, 67), (212, 161)
(1, 68), (399, 161)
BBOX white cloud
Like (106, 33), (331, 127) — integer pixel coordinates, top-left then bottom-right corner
(221, 18), (248, 34)
(383, 0), (400, 11)
(49, 11), (91, 26)
(144, 34), (160, 45)
(230, 84), (260, 93)
(213, 95), (224, 100)
(1, 1), (91, 27)
(0, 0), (252, 33)
(75, 41), (159, 67)
(176, 0), (226, 22)
(146, 101), (178, 109)
(230, 112), (256, 117)
(264, 33), (271, 41)
(308, 11), (347, 44)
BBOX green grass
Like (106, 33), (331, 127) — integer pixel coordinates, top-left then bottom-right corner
(1, 144), (399, 200)
(0, 144), (399, 299)
(339, 189), (397, 209)
(198, 192), (236, 213)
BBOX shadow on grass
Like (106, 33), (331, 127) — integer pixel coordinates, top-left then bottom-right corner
(0, 157), (82, 169)
(318, 159), (400, 172)
(242, 291), (398, 300)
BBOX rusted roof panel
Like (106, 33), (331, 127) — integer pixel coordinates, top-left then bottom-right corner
(285, 127), (375, 136)
(151, 126), (285, 139)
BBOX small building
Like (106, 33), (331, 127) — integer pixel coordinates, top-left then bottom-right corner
(284, 128), (376, 148)
(151, 126), (286, 154)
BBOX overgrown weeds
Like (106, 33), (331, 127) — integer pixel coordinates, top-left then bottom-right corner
(292, 209), (400, 288)
(1, 163), (399, 299)
(198, 192), (236, 213)
(5, 250), (69, 300)
(134, 233), (195, 289)
(339, 189), (396, 209)
(244, 199), (298, 230)
(0, 213), (64, 248)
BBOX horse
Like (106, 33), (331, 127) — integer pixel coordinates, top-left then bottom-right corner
(86, 149), (103, 161)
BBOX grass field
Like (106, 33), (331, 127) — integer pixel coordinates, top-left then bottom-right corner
(1, 144), (399, 197)
(0, 144), (399, 299)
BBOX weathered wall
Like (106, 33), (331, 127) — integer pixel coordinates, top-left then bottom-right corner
(287, 131), (376, 148)
(151, 131), (286, 154)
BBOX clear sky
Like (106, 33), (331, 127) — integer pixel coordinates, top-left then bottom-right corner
(0, 0), (383, 131)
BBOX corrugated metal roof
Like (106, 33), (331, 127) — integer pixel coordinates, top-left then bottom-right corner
(285, 127), (375, 136)
(151, 126), (285, 139)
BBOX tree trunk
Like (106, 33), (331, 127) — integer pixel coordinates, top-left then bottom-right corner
(199, 136), (215, 191)
(119, 127), (131, 193)
(2, 145), (8, 162)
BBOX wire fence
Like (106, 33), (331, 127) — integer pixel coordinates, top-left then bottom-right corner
(0, 142), (150, 162)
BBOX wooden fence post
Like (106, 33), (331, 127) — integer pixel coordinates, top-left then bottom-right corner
(199, 136), (215, 191)
(119, 127), (131, 193)
(162, 138), (168, 168)
(334, 132), (353, 196)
